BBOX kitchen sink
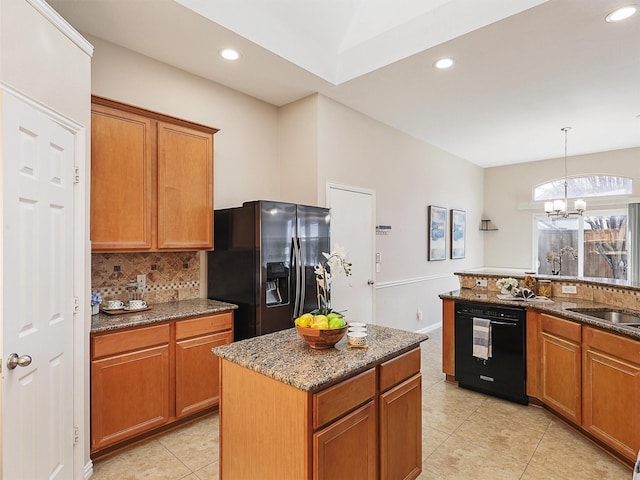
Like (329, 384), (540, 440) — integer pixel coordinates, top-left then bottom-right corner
(567, 308), (640, 325)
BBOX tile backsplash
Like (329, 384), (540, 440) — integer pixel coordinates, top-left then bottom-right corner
(92, 252), (200, 304)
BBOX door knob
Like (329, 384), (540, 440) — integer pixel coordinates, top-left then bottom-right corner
(367, 280), (375, 285)
(7, 353), (32, 370)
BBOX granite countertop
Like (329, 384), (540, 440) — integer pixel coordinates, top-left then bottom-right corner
(91, 298), (238, 333)
(212, 324), (428, 392)
(440, 288), (640, 340)
(454, 269), (640, 292)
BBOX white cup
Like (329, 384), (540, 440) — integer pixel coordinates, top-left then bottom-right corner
(128, 300), (147, 310)
(106, 300), (125, 310)
(347, 331), (367, 346)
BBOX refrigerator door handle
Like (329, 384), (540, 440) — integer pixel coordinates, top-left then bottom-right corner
(298, 237), (306, 315)
(292, 236), (302, 318)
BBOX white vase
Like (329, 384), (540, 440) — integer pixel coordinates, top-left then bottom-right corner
(501, 287), (511, 295)
(92, 304), (99, 315)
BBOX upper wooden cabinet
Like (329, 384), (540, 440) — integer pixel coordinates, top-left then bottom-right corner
(90, 97), (217, 252)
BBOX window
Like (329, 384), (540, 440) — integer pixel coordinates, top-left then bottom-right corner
(535, 210), (627, 279)
(534, 175), (632, 201)
(534, 174), (631, 279)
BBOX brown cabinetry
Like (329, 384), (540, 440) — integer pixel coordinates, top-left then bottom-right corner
(583, 326), (640, 460)
(175, 313), (233, 417)
(91, 324), (171, 452)
(539, 314), (582, 423)
(91, 311), (233, 457)
(314, 401), (377, 480)
(219, 346), (422, 480)
(380, 374), (422, 480)
(91, 97), (217, 252)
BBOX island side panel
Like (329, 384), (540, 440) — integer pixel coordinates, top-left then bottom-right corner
(219, 359), (310, 480)
(442, 299), (455, 379)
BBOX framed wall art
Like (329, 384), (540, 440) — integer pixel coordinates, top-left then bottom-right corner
(450, 209), (466, 259)
(428, 205), (447, 261)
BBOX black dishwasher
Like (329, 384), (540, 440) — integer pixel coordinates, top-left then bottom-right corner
(455, 302), (528, 405)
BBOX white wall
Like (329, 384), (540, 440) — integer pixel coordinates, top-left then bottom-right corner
(316, 96), (483, 331)
(279, 95), (319, 205)
(484, 147), (640, 269)
(87, 35), (282, 209)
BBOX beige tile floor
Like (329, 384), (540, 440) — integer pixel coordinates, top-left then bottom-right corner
(91, 328), (632, 480)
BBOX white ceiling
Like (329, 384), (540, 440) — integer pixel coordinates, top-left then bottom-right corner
(48, 0), (640, 168)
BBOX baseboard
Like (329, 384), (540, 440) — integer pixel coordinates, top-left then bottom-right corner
(416, 322), (442, 334)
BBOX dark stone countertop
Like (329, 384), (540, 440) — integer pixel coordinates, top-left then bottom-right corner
(212, 324), (428, 392)
(91, 298), (237, 333)
(440, 289), (640, 340)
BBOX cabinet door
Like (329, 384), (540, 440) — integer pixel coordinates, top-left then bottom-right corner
(175, 330), (233, 418)
(540, 315), (581, 423)
(583, 328), (640, 461)
(91, 104), (153, 251)
(157, 122), (213, 250)
(313, 401), (376, 480)
(380, 374), (422, 480)
(91, 344), (170, 451)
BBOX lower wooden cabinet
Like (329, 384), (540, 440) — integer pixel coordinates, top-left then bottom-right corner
(175, 314), (234, 418)
(380, 374), (422, 480)
(582, 326), (640, 460)
(91, 311), (233, 456)
(539, 314), (582, 423)
(91, 324), (171, 452)
(313, 402), (377, 480)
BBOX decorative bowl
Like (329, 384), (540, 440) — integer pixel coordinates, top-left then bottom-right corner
(295, 324), (348, 349)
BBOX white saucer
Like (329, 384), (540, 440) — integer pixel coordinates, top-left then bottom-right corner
(124, 306), (147, 311)
(102, 306), (124, 311)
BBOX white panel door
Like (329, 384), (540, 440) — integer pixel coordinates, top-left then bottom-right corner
(327, 184), (375, 324)
(2, 92), (75, 479)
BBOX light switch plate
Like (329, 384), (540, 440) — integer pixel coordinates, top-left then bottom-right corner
(561, 285), (577, 294)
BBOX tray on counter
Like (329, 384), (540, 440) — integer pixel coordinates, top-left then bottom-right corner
(100, 306), (152, 315)
(496, 294), (554, 303)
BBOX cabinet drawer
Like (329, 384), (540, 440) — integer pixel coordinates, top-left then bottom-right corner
(584, 326), (640, 364)
(313, 369), (375, 429)
(379, 347), (421, 392)
(541, 314), (581, 343)
(92, 324), (170, 359)
(175, 312), (233, 340)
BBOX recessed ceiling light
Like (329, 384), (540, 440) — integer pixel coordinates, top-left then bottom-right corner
(434, 58), (455, 70)
(219, 48), (240, 61)
(605, 5), (637, 22)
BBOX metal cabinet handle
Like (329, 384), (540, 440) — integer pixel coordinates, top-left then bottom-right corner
(7, 353), (32, 370)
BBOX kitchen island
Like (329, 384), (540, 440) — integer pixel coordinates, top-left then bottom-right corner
(212, 324), (428, 480)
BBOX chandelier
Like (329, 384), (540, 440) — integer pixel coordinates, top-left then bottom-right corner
(544, 127), (586, 217)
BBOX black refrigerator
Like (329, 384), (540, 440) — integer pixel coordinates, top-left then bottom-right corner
(207, 200), (331, 341)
